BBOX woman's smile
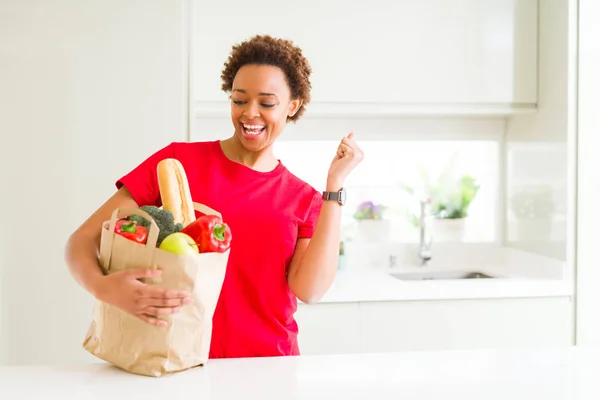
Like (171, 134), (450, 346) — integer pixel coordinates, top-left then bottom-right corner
(240, 122), (266, 140)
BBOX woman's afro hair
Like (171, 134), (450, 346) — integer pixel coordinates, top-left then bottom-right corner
(220, 35), (312, 122)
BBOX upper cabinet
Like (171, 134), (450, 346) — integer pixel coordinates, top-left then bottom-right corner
(192, 0), (538, 116)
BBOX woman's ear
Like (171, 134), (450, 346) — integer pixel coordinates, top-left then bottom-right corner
(288, 99), (303, 117)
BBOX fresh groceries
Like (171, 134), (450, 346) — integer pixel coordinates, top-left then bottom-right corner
(91, 158), (231, 377)
(114, 205), (231, 254)
(157, 158), (196, 227)
(181, 214), (232, 253)
(114, 219), (148, 244)
(158, 232), (199, 255)
(128, 205), (183, 246)
(111, 158), (232, 255)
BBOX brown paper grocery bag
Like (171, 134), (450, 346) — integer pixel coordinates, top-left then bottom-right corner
(82, 202), (229, 377)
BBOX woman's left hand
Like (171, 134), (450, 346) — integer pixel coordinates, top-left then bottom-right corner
(327, 132), (364, 189)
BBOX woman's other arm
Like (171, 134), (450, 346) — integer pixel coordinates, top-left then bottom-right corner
(287, 133), (363, 304)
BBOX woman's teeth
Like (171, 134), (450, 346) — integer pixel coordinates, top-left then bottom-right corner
(243, 124), (265, 135)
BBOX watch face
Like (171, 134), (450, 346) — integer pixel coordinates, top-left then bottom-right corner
(339, 188), (347, 205)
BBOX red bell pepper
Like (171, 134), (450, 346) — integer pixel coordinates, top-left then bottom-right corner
(114, 219), (148, 244)
(181, 214), (232, 253)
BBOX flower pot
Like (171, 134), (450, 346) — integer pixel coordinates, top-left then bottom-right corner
(431, 218), (466, 242)
(514, 218), (553, 242)
(355, 219), (392, 243)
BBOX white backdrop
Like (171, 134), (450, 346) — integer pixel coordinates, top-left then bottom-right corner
(0, 0), (188, 364)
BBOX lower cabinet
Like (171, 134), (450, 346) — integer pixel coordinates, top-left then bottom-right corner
(296, 297), (573, 355)
(295, 302), (361, 355)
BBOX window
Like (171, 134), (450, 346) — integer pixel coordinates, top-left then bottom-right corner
(274, 140), (499, 243)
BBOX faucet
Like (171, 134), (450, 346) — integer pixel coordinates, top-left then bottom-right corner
(419, 198), (432, 265)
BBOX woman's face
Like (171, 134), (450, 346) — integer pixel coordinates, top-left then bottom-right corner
(230, 64), (301, 152)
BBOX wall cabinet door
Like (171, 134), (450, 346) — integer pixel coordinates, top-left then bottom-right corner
(193, 0), (537, 109)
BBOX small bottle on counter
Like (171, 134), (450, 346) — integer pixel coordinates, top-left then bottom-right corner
(338, 241), (347, 270)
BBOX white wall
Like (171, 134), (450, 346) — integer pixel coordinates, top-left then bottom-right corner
(503, 0), (576, 261)
(576, 0), (600, 347)
(0, 0), (188, 364)
(0, 228), (4, 362)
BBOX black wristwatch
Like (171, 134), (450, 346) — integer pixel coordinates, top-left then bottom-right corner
(322, 187), (346, 206)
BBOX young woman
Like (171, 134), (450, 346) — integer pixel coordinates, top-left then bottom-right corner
(65, 34), (364, 359)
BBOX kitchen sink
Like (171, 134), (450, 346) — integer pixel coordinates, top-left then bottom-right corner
(390, 270), (498, 281)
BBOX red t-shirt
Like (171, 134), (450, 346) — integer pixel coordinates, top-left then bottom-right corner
(116, 140), (323, 358)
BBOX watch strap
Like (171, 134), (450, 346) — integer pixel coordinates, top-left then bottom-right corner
(322, 188), (346, 205)
(322, 191), (341, 201)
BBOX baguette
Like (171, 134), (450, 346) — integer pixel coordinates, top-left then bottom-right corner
(156, 158), (196, 227)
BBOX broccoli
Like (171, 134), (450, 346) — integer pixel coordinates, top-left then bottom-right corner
(128, 206), (183, 246)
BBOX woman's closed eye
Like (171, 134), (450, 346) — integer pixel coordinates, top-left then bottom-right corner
(232, 100), (275, 108)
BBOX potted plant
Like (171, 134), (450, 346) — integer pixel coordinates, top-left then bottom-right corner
(353, 201), (391, 242)
(509, 186), (555, 242)
(427, 174), (480, 241)
(403, 158), (480, 242)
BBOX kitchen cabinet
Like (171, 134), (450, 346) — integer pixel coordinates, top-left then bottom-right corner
(297, 297), (573, 355)
(295, 303), (360, 355)
(193, 0), (538, 117)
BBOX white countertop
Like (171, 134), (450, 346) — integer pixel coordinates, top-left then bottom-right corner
(313, 243), (573, 303)
(1, 346), (598, 399)
(316, 268), (572, 303)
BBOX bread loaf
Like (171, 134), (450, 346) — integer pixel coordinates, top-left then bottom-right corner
(156, 158), (196, 227)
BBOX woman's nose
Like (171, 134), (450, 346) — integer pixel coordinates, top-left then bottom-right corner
(243, 102), (260, 118)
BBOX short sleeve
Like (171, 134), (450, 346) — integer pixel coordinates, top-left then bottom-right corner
(297, 191), (323, 239)
(115, 142), (176, 207)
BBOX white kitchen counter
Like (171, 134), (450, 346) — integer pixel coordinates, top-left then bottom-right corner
(314, 243), (573, 303)
(1, 346), (598, 399)
(316, 268), (572, 303)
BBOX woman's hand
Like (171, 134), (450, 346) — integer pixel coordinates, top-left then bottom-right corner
(93, 269), (193, 327)
(327, 132), (364, 189)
